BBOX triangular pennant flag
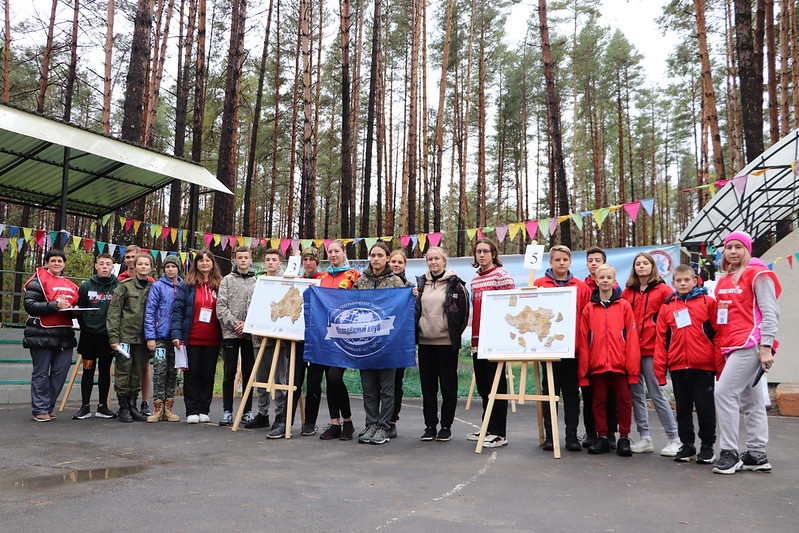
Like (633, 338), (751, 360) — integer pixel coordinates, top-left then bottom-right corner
(548, 217), (558, 236)
(119, 216), (126, 227)
(313, 239), (324, 249)
(220, 236), (229, 251)
(428, 232), (443, 247)
(119, 245), (127, 259)
(150, 249), (159, 262)
(341, 238), (354, 247)
(124, 218), (133, 232)
(733, 175), (747, 195)
(61, 232), (69, 248)
(23, 227), (33, 242)
(557, 215), (570, 224)
(71, 236), (81, 251)
(46, 230), (56, 247)
(170, 228), (178, 243)
(17, 237), (25, 252)
(150, 224), (159, 238)
(525, 221), (538, 241)
(483, 226), (495, 235)
(417, 233), (428, 251)
(161, 226), (170, 240)
(364, 237), (378, 250)
(793, 252), (799, 264)
(507, 223), (521, 241)
(83, 238), (94, 254)
(609, 205), (623, 213)
(107, 243), (117, 257)
(180, 252), (188, 263)
(380, 236), (394, 244)
(244, 237), (252, 248)
(466, 228), (478, 241)
(300, 239), (312, 250)
(132, 220), (142, 234)
(571, 213), (584, 230)
(97, 241), (107, 253)
(409, 235), (419, 251)
(623, 201), (641, 221)
(212, 234), (221, 246)
(593, 208), (610, 227)
(323, 239), (333, 252)
(9, 225), (18, 238)
(291, 239), (300, 254)
(767, 262), (774, 270)
(102, 213), (112, 226)
(0, 237), (8, 251)
(204, 233), (213, 247)
(236, 236), (245, 247)
(495, 226), (508, 243)
(160, 250), (168, 261)
(0, 223), (5, 235)
(640, 198), (655, 216)
(400, 235), (412, 247)
(477, 228), (485, 240)
(280, 239), (292, 256)
(538, 219), (548, 238)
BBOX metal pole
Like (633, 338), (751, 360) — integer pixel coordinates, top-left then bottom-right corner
(56, 146), (71, 250)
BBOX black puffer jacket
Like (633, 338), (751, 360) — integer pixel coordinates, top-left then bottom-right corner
(23, 278), (77, 350)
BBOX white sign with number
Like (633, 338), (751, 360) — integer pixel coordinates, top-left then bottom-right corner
(523, 244), (545, 270)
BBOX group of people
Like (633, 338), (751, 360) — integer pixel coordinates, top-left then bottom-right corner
(23, 231), (780, 473)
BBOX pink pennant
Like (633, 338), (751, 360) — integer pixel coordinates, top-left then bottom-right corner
(35, 229), (46, 247)
(623, 201), (641, 221)
(525, 221), (538, 241)
(733, 175), (747, 195)
(400, 235), (411, 247)
(280, 239), (291, 256)
(124, 218), (134, 232)
(788, 255), (793, 269)
(204, 233), (213, 247)
(495, 226), (508, 242)
(428, 232), (443, 247)
(0, 237), (8, 252)
(323, 239), (333, 253)
(220, 236), (229, 251)
(161, 226), (171, 240)
(477, 228), (484, 240)
(548, 217), (558, 236)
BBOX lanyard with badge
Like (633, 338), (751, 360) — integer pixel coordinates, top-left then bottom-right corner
(198, 283), (215, 323)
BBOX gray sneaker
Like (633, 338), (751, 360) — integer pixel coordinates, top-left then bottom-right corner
(740, 450), (772, 472)
(219, 410), (233, 427)
(370, 426), (389, 445)
(267, 425), (286, 439)
(359, 424), (377, 443)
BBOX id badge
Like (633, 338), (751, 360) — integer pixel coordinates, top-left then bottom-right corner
(717, 307), (728, 325)
(199, 307), (213, 323)
(154, 347), (167, 360)
(674, 308), (691, 329)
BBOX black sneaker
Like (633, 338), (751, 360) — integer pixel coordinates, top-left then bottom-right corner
(542, 435), (554, 451)
(95, 405), (116, 419)
(436, 427), (452, 441)
(300, 423), (317, 436)
(140, 401), (151, 417)
(696, 445), (715, 464)
(607, 433), (617, 450)
(387, 424), (398, 439)
(319, 423), (341, 440)
(674, 443), (697, 462)
(421, 427), (437, 441)
(582, 432), (598, 449)
(740, 450), (772, 472)
(565, 435), (582, 452)
(72, 405), (91, 420)
(339, 420), (355, 441)
(616, 437), (632, 457)
(266, 425), (286, 439)
(587, 436), (610, 455)
(712, 449), (743, 475)
(244, 413), (270, 429)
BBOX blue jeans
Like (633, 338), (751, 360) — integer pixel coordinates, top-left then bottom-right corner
(30, 348), (72, 415)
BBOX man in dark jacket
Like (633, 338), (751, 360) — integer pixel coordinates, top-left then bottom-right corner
(73, 253), (119, 419)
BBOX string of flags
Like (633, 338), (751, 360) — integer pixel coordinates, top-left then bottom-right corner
(681, 161), (799, 196)
(0, 197), (656, 260)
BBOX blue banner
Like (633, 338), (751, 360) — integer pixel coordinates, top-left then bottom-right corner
(303, 286), (416, 370)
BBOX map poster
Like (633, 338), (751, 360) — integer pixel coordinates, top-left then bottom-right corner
(243, 276), (321, 340)
(477, 287), (577, 360)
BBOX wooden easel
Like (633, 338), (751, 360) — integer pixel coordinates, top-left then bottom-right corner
(474, 356), (562, 458)
(231, 335), (303, 437)
(59, 353), (113, 412)
(465, 366), (517, 412)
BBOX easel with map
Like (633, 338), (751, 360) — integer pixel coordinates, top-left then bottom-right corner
(474, 257), (576, 459)
(230, 274), (320, 437)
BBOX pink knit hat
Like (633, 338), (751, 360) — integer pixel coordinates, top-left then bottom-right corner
(723, 231), (752, 254)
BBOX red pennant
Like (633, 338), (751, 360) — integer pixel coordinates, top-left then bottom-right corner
(84, 239), (94, 254)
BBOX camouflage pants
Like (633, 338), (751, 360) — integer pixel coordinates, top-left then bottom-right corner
(152, 339), (177, 401)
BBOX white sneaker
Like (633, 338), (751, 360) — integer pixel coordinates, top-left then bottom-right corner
(466, 431), (481, 441)
(186, 414), (200, 424)
(483, 435), (508, 448)
(660, 439), (682, 457)
(630, 437), (654, 453)
(198, 413), (211, 423)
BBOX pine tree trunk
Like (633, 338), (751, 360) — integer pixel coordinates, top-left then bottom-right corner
(734, 0), (765, 161)
(187, 0), (206, 250)
(361, 0), (381, 238)
(339, 0), (354, 238)
(37, 0), (58, 113)
(778, 0), (790, 135)
(432, 0), (454, 234)
(101, 0), (115, 132)
(2, 0), (10, 101)
(267, 1), (282, 236)
(694, 0), (726, 181)
(300, 0), (315, 238)
(476, 0), (487, 228)
(764, 0), (779, 144)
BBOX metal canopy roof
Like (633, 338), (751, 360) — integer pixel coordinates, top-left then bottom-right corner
(679, 128), (799, 250)
(0, 103), (232, 218)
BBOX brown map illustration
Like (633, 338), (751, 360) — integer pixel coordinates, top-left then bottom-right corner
(505, 305), (555, 342)
(270, 286), (303, 323)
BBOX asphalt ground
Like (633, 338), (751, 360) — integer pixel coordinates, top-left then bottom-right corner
(0, 396), (797, 533)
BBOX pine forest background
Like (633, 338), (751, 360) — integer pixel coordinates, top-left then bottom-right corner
(1, 0), (798, 277)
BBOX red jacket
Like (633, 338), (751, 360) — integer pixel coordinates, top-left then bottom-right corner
(534, 269), (590, 310)
(318, 268), (360, 289)
(654, 287), (724, 384)
(621, 280), (672, 356)
(577, 289), (640, 387)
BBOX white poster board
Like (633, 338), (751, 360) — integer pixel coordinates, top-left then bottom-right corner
(243, 276), (321, 340)
(477, 287), (577, 360)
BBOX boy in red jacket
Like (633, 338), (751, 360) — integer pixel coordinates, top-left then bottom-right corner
(655, 264), (724, 464)
(578, 264), (640, 456)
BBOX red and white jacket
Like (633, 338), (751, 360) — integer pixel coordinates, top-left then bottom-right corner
(577, 288), (640, 387)
(621, 279), (673, 357)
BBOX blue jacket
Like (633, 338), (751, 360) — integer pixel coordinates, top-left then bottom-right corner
(170, 282), (195, 343)
(144, 274), (182, 341)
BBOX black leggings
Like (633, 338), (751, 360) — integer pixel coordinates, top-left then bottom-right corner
(81, 355), (114, 406)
